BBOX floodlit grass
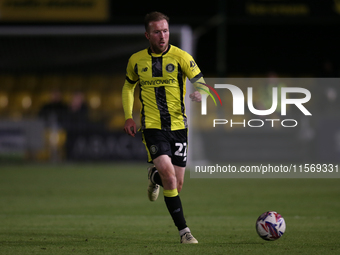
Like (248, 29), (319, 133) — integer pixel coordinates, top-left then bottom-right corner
(0, 163), (339, 254)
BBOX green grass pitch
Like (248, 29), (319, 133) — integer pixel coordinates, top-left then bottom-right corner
(0, 163), (339, 255)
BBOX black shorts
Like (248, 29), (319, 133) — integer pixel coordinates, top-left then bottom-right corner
(142, 129), (188, 167)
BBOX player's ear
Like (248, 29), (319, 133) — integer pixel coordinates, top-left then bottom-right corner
(145, 31), (150, 40)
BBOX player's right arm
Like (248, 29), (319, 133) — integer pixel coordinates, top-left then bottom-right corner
(122, 56), (139, 137)
(122, 81), (137, 137)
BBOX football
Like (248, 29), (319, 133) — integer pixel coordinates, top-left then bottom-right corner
(256, 211), (286, 241)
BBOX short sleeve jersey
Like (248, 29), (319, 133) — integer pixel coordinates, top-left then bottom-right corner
(125, 45), (202, 131)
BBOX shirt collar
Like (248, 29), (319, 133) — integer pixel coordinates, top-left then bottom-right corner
(148, 44), (171, 56)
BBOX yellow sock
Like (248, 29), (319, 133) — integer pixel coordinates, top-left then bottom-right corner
(163, 189), (178, 197)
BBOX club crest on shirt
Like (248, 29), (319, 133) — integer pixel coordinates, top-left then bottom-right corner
(150, 145), (158, 155)
(165, 63), (175, 73)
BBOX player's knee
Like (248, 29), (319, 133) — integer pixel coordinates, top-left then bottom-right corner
(161, 173), (176, 186)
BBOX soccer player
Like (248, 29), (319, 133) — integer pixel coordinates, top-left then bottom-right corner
(122, 11), (207, 244)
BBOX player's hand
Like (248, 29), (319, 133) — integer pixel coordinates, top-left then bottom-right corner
(189, 91), (202, 102)
(124, 118), (137, 137)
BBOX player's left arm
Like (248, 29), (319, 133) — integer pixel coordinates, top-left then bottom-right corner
(182, 53), (209, 102)
(189, 74), (209, 102)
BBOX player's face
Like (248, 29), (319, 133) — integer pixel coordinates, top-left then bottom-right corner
(145, 19), (169, 54)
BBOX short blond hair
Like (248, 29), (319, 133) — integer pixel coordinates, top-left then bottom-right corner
(144, 11), (169, 32)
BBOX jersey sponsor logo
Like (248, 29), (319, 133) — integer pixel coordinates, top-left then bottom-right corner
(165, 63), (175, 73)
(140, 78), (176, 86)
(141, 67), (148, 72)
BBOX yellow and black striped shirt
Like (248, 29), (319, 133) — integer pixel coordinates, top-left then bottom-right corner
(122, 45), (203, 131)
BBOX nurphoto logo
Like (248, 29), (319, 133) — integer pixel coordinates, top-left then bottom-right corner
(196, 81), (312, 128)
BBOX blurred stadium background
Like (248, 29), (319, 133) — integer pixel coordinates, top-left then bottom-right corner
(0, 0), (340, 163)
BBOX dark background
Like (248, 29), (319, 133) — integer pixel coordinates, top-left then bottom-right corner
(1, 0), (340, 77)
(107, 0), (340, 77)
